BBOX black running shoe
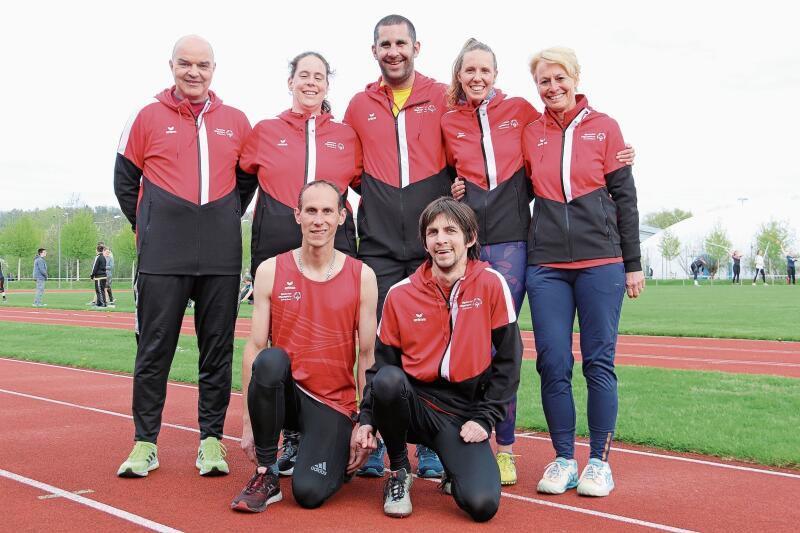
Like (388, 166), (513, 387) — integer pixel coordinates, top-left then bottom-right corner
(231, 470), (282, 513)
(276, 430), (300, 476)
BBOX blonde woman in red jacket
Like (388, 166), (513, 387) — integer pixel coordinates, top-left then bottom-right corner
(522, 47), (645, 498)
(444, 38), (634, 486)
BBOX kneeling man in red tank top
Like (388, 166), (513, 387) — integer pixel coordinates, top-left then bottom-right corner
(231, 180), (378, 513)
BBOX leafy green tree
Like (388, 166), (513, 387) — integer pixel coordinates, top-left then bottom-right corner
(61, 211), (99, 279)
(644, 208), (692, 229)
(658, 229), (681, 278)
(111, 227), (137, 280)
(0, 215), (43, 278)
(703, 224), (733, 279)
(753, 220), (795, 275)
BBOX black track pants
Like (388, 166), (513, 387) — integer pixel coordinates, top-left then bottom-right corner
(249, 348), (353, 509)
(133, 273), (239, 442)
(369, 365), (501, 522)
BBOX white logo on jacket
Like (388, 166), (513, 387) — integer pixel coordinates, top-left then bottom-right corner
(414, 104), (437, 114)
(413, 313), (427, 323)
(581, 132), (606, 141)
(214, 128), (234, 138)
(367, 113), (377, 121)
(324, 141), (345, 151)
(456, 132), (466, 139)
(165, 126), (176, 135)
(278, 139), (288, 147)
(459, 297), (483, 310)
(537, 138), (548, 147)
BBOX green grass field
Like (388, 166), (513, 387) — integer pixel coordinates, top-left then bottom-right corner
(5, 281), (799, 340)
(1, 321), (797, 468)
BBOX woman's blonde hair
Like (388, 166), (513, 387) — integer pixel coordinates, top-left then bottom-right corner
(529, 46), (580, 82)
(446, 38), (497, 108)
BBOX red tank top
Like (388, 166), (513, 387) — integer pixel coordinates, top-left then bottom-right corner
(270, 251), (362, 418)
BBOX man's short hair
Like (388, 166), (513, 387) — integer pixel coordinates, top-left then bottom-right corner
(373, 14), (416, 44)
(97, 245), (105, 253)
(418, 197), (480, 260)
(37, 248), (46, 255)
(297, 180), (345, 211)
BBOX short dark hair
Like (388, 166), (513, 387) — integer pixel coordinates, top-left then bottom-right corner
(37, 248), (46, 255)
(97, 245), (105, 253)
(297, 180), (345, 211)
(373, 14), (416, 44)
(419, 197), (480, 260)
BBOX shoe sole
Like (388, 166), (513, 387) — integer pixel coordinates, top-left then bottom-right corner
(416, 469), (442, 479)
(384, 511), (412, 518)
(577, 482), (614, 497)
(118, 460), (159, 478)
(536, 478), (577, 494)
(278, 466), (294, 476)
(196, 459), (229, 476)
(231, 491), (282, 513)
(500, 479), (517, 486)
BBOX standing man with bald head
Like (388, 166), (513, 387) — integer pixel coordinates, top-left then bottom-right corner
(114, 35), (256, 478)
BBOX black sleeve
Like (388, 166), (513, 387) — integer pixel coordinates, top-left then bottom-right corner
(470, 322), (523, 434)
(236, 163), (258, 214)
(114, 153), (142, 231)
(605, 165), (641, 272)
(358, 338), (403, 428)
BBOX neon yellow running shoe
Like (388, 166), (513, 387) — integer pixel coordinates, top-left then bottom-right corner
(496, 452), (518, 486)
(196, 436), (229, 476)
(117, 441), (159, 478)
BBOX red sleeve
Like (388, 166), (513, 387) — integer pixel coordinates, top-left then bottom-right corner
(377, 290), (402, 348)
(487, 269), (516, 329)
(522, 124), (534, 178)
(239, 122), (261, 175)
(119, 109), (147, 169)
(603, 117), (626, 175)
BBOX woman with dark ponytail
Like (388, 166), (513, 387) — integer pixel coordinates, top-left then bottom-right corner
(238, 52), (363, 476)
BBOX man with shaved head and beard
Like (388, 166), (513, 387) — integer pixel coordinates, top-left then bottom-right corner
(115, 35), (256, 479)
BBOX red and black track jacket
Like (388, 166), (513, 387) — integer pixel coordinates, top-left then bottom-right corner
(442, 90), (540, 245)
(239, 110), (361, 274)
(522, 95), (641, 272)
(114, 88), (253, 275)
(359, 260), (523, 435)
(344, 73), (451, 261)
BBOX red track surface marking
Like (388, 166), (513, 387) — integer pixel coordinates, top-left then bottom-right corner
(3, 307), (800, 377)
(1, 358), (798, 532)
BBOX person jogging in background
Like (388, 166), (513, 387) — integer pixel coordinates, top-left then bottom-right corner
(345, 11), (446, 481)
(230, 181), (378, 513)
(32, 249), (48, 307)
(104, 248), (115, 306)
(114, 34), (254, 479)
(731, 250), (742, 284)
(90, 245), (108, 308)
(753, 250), (766, 285)
(690, 257), (706, 286)
(356, 197), (522, 521)
(0, 260), (7, 302)
(783, 248), (796, 284)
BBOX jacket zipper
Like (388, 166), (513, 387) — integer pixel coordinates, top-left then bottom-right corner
(475, 107), (490, 240)
(305, 115), (317, 183)
(393, 106), (405, 258)
(558, 127), (573, 262)
(436, 279), (461, 379)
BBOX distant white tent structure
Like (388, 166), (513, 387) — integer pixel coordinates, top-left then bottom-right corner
(641, 196), (800, 280)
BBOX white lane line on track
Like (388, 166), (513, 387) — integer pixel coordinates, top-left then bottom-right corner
(2, 391), (692, 533)
(615, 353), (800, 368)
(0, 388), (241, 442)
(0, 358), (245, 397)
(0, 469), (182, 533)
(2, 359), (798, 479)
(516, 435), (800, 479)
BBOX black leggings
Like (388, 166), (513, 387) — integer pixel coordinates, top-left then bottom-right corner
(249, 348), (353, 509)
(788, 266), (796, 284)
(94, 278), (107, 306)
(732, 264), (740, 283)
(753, 269), (766, 283)
(369, 365), (500, 522)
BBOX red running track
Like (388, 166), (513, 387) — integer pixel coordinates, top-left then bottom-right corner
(3, 306), (800, 378)
(1, 357), (798, 532)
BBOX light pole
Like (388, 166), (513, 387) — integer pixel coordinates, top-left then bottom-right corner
(56, 209), (69, 288)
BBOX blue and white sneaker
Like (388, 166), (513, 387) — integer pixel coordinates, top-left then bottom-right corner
(415, 445), (443, 478)
(577, 458), (615, 497)
(537, 457), (578, 494)
(357, 438), (386, 477)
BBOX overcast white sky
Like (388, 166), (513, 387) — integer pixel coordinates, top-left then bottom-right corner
(2, 0), (798, 217)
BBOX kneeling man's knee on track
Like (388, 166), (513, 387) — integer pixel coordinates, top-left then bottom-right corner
(291, 475), (332, 509)
(457, 487), (500, 523)
(251, 348), (291, 387)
